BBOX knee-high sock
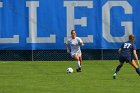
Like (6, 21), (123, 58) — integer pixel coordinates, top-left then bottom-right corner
(115, 65), (123, 74)
(136, 68), (140, 75)
(76, 61), (81, 68)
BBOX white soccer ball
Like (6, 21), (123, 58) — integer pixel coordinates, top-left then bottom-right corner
(66, 67), (73, 73)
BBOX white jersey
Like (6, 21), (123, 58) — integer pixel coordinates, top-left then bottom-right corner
(66, 37), (83, 57)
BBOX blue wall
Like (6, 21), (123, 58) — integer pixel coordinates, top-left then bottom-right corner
(0, 0), (140, 50)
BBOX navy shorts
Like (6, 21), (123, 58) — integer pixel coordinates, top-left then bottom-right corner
(119, 56), (132, 63)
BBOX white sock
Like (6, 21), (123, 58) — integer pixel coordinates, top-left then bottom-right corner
(113, 73), (117, 76)
(76, 61), (81, 68)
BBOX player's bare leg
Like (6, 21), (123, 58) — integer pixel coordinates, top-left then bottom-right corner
(73, 54), (81, 72)
(79, 56), (82, 65)
(130, 60), (138, 68)
(129, 60), (140, 75)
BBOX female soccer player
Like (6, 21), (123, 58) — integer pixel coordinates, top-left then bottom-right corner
(65, 30), (84, 72)
(113, 35), (140, 79)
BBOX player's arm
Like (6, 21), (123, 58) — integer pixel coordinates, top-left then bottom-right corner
(65, 43), (70, 54)
(133, 50), (140, 66)
(118, 48), (122, 54)
(78, 37), (84, 46)
(133, 50), (139, 61)
(118, 44), (123, 54)
(133, 44), (139, 65)
(80, 41), (84, 46)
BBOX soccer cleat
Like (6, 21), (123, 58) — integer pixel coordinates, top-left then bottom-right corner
(76, 67), (82, 72)
(113, 73), (117, 79)
(113, 75), (116, 79)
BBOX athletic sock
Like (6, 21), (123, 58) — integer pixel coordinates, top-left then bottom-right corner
(113, 73), (117, 76)
(115, 64), (123, 74)
(76, 61), (81, 69)
(135, 68), (140, 75)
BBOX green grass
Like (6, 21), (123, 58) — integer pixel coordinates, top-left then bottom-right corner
(0, 60), (140, 93)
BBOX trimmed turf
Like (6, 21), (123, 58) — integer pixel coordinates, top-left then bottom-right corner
(0, 60), (140, 93)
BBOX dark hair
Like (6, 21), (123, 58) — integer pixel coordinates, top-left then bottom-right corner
(71, 30), (76, 34)
(129, 35), (135, 42)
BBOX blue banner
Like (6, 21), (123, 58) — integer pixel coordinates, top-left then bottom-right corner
(0, 0), (140, 50)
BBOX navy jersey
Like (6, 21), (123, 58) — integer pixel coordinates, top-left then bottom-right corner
(120, 41), (136, 58)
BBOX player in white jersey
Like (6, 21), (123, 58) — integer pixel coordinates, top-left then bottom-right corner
(66, 30), (84, 72)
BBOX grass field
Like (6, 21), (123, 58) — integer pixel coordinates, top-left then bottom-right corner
(0, 60), (140, 93)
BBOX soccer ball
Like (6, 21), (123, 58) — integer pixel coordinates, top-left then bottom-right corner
(66, 67), (73, 73)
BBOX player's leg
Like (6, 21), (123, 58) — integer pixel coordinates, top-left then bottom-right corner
(76, 52), (82, 72)
(129, 60), (140, 75)
(72, 54), (81, 72)
(78, 56), (82, 71)
(115, 62), (124, 74)
(113, 56), (124, 79)
(113, 62), (124, 78)
(79, 54), (82, 65)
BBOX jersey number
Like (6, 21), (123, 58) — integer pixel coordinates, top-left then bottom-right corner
(123, 43), (131, 48)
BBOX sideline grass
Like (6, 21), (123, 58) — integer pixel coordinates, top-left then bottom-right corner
(0, 60), (140, 93)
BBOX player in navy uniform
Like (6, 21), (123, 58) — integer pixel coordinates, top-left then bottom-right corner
(113, 35), (140, 79)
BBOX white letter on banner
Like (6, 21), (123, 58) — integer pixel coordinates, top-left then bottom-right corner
(64, 1), (93, 43)
(26, 1), (56, 43)
(0, 2), (19, 43)
(0, 2), (2, 7)
(102, 1), (132, 42)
